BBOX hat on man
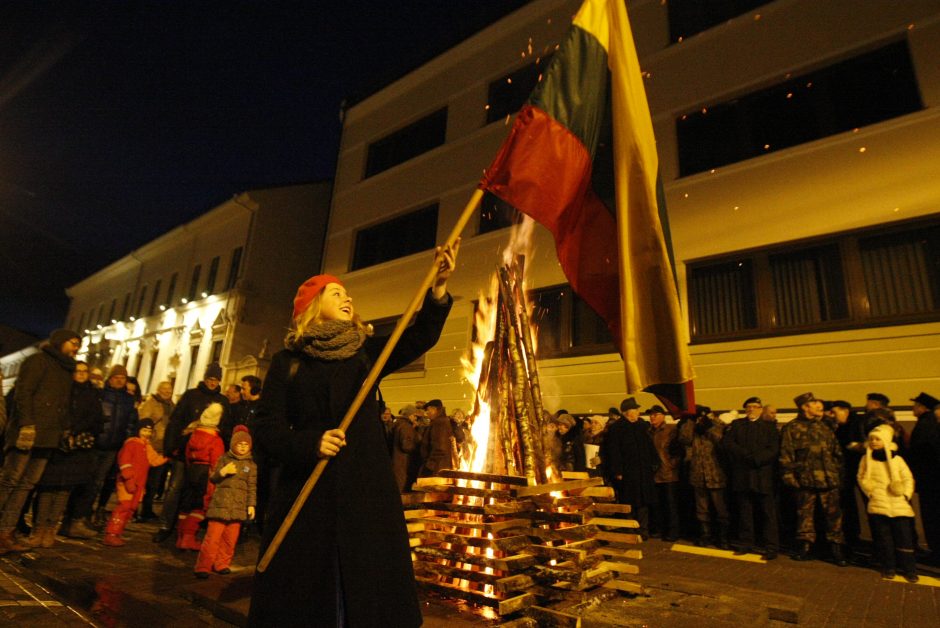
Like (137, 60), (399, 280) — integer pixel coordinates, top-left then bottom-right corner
(292, 274), (343, 320)
(50, 328), (81, 349)
(107, 364), (128, 379)
(554, 413), (576, 428)
(830, 400), (852, 410)
(867, 392), (890, 406)
(399, 404), (417, 418)
(425, 399), (444, 410)
(646, 405), (666, 415)
(199, 402), (224, 428)
(620, 397), (641, 411)
(204, 362), (223, 381)
(911, 392), (940, 409)
(742, 396), (762, 407)
(793, 392), (818, 408)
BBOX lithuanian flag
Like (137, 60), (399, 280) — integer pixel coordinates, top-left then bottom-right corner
(481, 0), (694, 398)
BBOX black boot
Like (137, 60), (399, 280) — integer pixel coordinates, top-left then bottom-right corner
(696, 522), (712, 547)
(715, 524), (730, 550)
(831, 543), (848, 567)
(792, 540), (812, 561)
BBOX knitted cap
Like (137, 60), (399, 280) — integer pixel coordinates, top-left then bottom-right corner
(293, 274), (343, 319)
(199, 402), (224, 428)
(108, 364), (128, 379)
(50, 328), (81, 348)
(869, 423), (897, 452)
(231, 425), (252, 452)
(204, 362), (222, 381)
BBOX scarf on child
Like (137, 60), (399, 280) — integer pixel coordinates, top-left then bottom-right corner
(284, 319), (370, 361)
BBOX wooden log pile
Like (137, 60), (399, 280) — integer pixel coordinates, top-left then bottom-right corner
(405, 470), (645, 624)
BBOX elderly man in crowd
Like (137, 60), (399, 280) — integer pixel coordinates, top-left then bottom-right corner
(648, 405), (681, 542)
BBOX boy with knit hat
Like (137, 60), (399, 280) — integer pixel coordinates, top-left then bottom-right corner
(103, 419), (167, 546)
(858, 423), (918, 582)
(194, 425), (257, 577)
(176, 403), (225, 550)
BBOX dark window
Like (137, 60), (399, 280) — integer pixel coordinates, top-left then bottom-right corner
(188, 265), (202, 301)
(677, 41), (922, 176)
(145, 349), (159, 394)
(364, 108), (447, 178)
(486, 55), (553, 123)
(96, 303), (104, 326)
(351, 204), (438, 271)
(226, 247), (243, 290)
(77, 311), (86, 331)
(149, 279), (162, 316)
(479, 191), (519, 234)
(687, 217), (940, 343)
(187, 345), (201, 387)
(530, 285), (615, 359)
(87, 308), (95, 328)
(165, 273), (178, 307)
(370, 315), (424, 372)
(668, 0), (772, 42)
(121, 293), (131, 320)
(205, 257), (220, 295)
(135, 286), (148, 318)
(211, 340), (224, 363)
(107, 299), (117, 323)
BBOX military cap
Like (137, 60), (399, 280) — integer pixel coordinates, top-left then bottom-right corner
(742, 396), (762, 408)
(867, 392), (890, 406)
(793, 392), (819, 408)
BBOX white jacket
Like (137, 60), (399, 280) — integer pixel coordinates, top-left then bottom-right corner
(857, 449), (915, 518)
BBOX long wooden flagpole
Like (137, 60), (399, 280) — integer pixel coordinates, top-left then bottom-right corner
(256, 188), (484, 573)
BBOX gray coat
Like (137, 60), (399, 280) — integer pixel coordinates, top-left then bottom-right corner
(206, 452), (257, 521)
(8, 345), (75, 450)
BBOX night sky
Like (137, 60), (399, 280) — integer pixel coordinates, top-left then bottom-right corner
(0, 1), (532, 338)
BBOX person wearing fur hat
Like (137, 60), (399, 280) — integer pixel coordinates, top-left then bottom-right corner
(858, 423), (918, 582)
(248, 242), (458, 627)
(175, 403), (225, 550)
(103, 420), (167, 547)
(194, 426), (256, 577)
(0, 328), (81, 554)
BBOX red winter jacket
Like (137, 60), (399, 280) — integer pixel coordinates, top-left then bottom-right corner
(185, 427), (224, 468)
(116, 436), (167, 500)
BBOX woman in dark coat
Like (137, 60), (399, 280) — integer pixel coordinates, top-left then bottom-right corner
(248, 243), (458, 627)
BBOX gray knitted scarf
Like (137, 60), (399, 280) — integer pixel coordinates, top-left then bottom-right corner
(284, 320), (369, 361)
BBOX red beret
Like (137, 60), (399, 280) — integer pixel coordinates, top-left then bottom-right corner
(293, 274), (342, 320)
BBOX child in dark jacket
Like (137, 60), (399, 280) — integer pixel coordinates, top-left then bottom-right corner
(176, 403), (225, 550)
(194, 426), (257, 577)
(103, 419), (167, 547)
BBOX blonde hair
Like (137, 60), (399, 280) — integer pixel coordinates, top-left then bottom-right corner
(290, 291), (370, 338)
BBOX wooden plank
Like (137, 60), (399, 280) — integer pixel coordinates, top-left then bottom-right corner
(437, 469), (532, 486)
(499, 593), (536, 616)
(401, 492), (451, 505)
(525, 605), (582, 627)
(406, 522), (425, 533)
(415, 577), (508, 610)
(560, 471), (591, 480)
(602, 579), (646, 595)
(498, 618), (538, 628)
(512, 477), (603, 497)
(531, 495), (596, 509)
(416, 530), (529, 552)
(590, 503), (632, 515)
(550, 567), (614, 590)
(413, 483), (514, 500)
(403, 509), (427, 520)
(523, 544), (588, 565)
(595, 547), (642, 560)
(417, 516), (529, 534)
(580, 486), (615, 500)
(409, 537), (422, 547)
(593, 530), (642, 545)
(525, 510), (594, 524)
(413, 546), (536, 571)
(414, 561), (502, 586)
(598, 560), (640, 575)
(587, 517), (640, 529)
(523, 524), (600, 542)
(414, 476), (454, 487)
(495, 573), (536, 593)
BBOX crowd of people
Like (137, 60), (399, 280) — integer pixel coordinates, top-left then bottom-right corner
(1, 320), (937, 609)
(0, 329), (264, 580)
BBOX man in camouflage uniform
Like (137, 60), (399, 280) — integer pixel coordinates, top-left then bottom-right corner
(779, 392), (847, 565)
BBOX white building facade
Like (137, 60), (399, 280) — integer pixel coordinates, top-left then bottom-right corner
(324, 0), (940, 416)
(65, 183), (331, 398)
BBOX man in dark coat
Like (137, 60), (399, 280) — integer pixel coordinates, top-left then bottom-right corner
(419, 399), (459, 476)
(605, 397), (658, 538)
(248, 286), (452, 628)
(151, 362), (229, 542)
(723, 397), (780, 559)
(0, 329), (80, 553)
(909, 392), (940, 565)
(390, 405), (419, 492)
(828, 399), (865, 551)
(648, 405), (681, 542)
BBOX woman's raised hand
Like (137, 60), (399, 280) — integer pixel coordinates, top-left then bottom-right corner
(432, 238), (460, 300)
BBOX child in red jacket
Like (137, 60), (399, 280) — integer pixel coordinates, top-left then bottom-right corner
(177, 402), (225, 550)
(103, 419), (167, 547)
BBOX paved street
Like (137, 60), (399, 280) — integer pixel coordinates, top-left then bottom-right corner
(2, 514), (939, 626)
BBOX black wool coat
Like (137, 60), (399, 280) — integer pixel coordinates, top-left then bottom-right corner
(604, 418), (658, 506)
(248, 291), (451, 628)
(38, 380), (104, 488)
(9, 345), (75, 450)
(722, 417), (779, 494)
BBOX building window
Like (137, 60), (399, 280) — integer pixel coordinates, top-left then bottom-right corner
(364, 108), (447, 178)
(479, 192), (519, 234)
(668, 0), (773, 43)
(145, 349), (159, 394)
(351, 204), (438, 271)
(205, 256), (220, 296)
(370, 316), (424, 372)
(486, 56), (552, 124)
(530, 285), (615, 359)
(121, 293), (131, 320)
(687, 217), (940, 343)
(77, 311), (86, 331)
(676, 41), (922, 176)
(107, 299), (117, 323)
(211, 339), (224, 364)
(188, 265), (202, 301)
(136, 286), (148, 318)
(226, 247), (243, 291)
(165, 272), (178, 307)
(149, 279), (162, 316)
(96, 303), (104, 326)
(187, 344), (201, 388)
